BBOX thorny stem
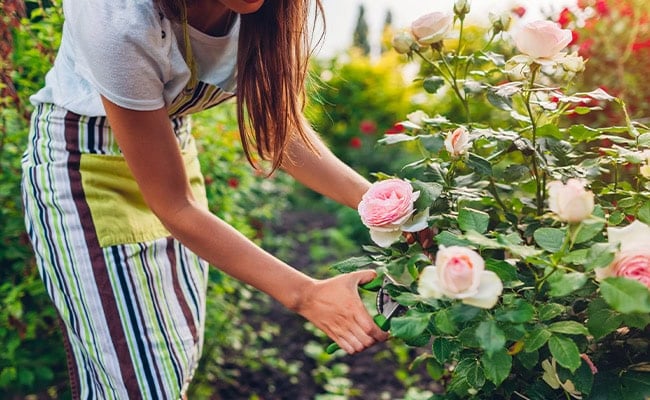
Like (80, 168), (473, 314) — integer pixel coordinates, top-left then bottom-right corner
(438, 48), (471, 124)
(488, 177), (508, 214)
(524, 64), (544, 215)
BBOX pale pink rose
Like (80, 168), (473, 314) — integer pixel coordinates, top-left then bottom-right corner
(514, 20), (572, 59)
(392, 29), (416, 54)
(547, 178), (595, 223)
(418, 246), (503, 309)
(358, 179), (425, 247)
(444, 127), (471, 156)
(411, 12), (454, 46)
(596, 221), (650, 290)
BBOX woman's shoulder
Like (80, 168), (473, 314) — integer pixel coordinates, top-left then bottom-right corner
(64, 0), (165, 36)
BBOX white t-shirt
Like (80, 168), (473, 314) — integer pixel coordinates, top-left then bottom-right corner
(31, 0), (239, 117)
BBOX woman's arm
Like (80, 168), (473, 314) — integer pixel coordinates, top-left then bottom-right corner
(281, 119), (371, 209)
(101, 97), (387, 354)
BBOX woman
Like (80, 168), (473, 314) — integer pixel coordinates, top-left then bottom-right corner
(21, 0), (388, 398)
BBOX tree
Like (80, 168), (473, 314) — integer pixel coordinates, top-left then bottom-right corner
(352, 4), (370, 56)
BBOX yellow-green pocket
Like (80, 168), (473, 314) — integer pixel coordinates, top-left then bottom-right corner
(80, 151), (207, 247)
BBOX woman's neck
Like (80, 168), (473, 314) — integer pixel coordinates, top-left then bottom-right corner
(186, 2), (235, 36)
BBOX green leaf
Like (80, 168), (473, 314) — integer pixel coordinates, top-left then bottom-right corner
(458, 208), (490, 234)
(423, 76), (445, 93)
(485, 258), (518, 283)
(481, 349), (512, 386)
(638, 201), (650, 225)
(432, 337), (458, 363)
(620, 371), (650, 400)
(562, 249), (589, 265)
(548, 335), (581, 372)
(475, 320), (506, 356)
(548, 271), (588, 297)
(548, 321), (589, 336)
(465, 361), (486, 389)
(639, 132), (650, 146)
(516, 349), (538, 370)
(587, 308), (623, 339)
(426, 358), (445, 380)
(523, 329), (551, 352)
(533, 227), (566, 253)
(466, 153), (493, 176)
(330, 256), (372, 273)
(537, 303), (566, 321)
(568, 124), (600, 142)
(585, 243), (617, 270)
(434, 309), (458, 335)
(390, 310), (431, 339)
(600, 277), (650, 314)
(411, 180), (443, 213)
(573, 106), (592, 115)
(623, 312), (650, 330)
(435, 231), (472, 247)
(573, 219), (605, 244)
(503, 164), (529, 181)
(495, 300), (535, 323)
(487, 89), (513, 111)
(537, 124), (563, 139)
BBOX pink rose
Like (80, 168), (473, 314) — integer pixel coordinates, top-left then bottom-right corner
(444, 127), (471, 156)
(411, 12), (454, 46)
(514, 20), (572, 59)
(547, 178), (595, 223)
(358, 179), (427, 247)
(596, 221), (650, 290)
(418, 246), (503, 308)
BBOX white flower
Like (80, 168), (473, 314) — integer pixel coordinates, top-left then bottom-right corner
(418, 246), (503, 309)
(444, 127), (471, 157)
(411, 12), (454, 46)
(513, 20), (572, 60)
(547, 179), (595, 223)
(406, 110), (429, 127)
(392, 29), (417, 55)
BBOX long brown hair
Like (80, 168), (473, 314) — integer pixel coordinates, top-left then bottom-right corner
(155, 0), (324, 172)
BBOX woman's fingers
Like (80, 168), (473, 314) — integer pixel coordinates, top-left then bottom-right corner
(297, 269), (389, 354)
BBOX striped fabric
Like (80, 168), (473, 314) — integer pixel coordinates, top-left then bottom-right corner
(21, 103), (211, 399)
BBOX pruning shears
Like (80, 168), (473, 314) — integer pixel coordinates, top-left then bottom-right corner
(325, 275), (405, 354)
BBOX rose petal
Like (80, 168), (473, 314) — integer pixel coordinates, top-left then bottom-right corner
(417, 266), (445, 299)
(369, 228), (403, 248)
(401, 209), (430, 232)
(461, 271), (503, 309)
(607, 220), (650, 253)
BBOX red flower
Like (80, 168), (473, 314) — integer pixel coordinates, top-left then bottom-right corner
(385, 123), (405, 135)
(511, 6), (526, 18)
(557, 8), (573, 28)
(359, 119), (377, 135)
(228, 177), (239, 188)
(578, 39), (594, 58)
(632, 39), (650, 52)
(595, 0), (609, 15)
(570, 30), (579, 46)
(349, 137), (363, 148)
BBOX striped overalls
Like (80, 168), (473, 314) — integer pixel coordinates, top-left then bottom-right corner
(21, 76), (234, 398)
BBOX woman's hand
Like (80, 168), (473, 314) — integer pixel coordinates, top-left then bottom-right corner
(294, 270), (389, 354)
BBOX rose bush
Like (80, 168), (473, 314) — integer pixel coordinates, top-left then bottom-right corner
(333, 1), (650, 399)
